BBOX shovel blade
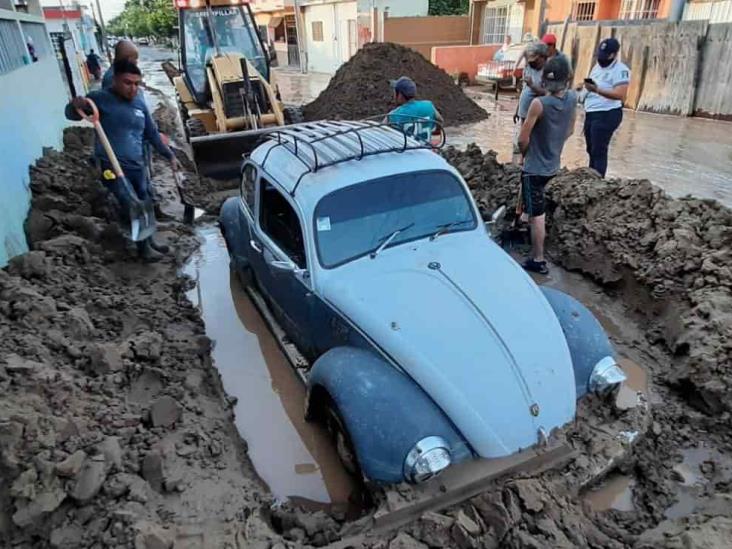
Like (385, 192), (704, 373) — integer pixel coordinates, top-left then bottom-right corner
(129, 199), (157, 242)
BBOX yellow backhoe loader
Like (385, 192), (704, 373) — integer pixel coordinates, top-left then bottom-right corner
(171, 0), (302, 179)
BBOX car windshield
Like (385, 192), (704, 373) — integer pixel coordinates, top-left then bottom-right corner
(314, 171), (477, 268)
(182, 6), (267, 97)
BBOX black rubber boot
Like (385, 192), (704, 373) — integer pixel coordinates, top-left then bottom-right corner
(137, 238), (163, 263)
(149, 236), (170, 254)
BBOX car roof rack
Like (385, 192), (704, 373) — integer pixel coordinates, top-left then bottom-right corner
(259, 118), (446, 196)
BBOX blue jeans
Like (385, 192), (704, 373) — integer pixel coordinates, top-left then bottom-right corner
(583, 108), (623, 178)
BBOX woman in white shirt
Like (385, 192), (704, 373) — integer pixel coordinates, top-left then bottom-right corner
(582, 38), (630, 177)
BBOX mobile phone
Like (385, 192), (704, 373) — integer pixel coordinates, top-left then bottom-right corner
(584, 78), (596, 85)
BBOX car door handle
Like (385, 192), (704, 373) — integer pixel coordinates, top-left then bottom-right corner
(249, 239), (262, 253)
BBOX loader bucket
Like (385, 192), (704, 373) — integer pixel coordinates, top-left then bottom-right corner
(190, 128), (273, 180)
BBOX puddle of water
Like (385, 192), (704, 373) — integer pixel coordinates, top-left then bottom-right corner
(614, 357), (648, 410)
(452, 90), (732, 207)
(665, 445), (732, 519)
(183, 225), (357, 506)
(584, 473), (636, 512)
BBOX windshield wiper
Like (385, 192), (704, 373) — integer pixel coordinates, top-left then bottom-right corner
(430, 219), (473, 241)
(370, 223), (415, 259)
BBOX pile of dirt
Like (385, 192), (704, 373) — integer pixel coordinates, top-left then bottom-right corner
(302, 42), (488, 125)
(444, 144), (732, 417)
(0, 127), (279, 548)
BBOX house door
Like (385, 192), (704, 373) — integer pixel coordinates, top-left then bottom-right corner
(335, 1), (357, 64)
(304, 3), (337, 73)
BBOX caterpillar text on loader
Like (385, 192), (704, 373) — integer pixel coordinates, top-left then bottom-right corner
(172, 0), (301, 180)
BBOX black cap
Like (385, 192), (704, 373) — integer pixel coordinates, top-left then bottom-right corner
(597, 38), (620, 61)
(389, 76), (417, 99)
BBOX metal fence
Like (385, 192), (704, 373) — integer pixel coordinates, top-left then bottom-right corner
(21, 21), (52, 60)
(0, 18), (28, 74)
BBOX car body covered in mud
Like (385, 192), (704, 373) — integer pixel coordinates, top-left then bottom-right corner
(220, 121), (626, 484)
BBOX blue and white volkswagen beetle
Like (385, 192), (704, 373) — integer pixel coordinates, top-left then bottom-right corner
(219, 121), (626, 485)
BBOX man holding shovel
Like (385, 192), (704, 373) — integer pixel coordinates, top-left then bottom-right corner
(65, 59), (177, 262)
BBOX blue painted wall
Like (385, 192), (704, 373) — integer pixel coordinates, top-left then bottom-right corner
(0, 56), (68, 267)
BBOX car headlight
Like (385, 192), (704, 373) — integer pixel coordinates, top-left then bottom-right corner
(403, 436), (452, 483)
(589, 356), (627, 395)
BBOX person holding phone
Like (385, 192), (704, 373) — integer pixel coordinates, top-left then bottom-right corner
(582, 38), (630, 177)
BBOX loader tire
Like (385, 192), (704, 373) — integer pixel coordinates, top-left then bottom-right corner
(185, 118), (207, 140)
(284, 107), (305, 125)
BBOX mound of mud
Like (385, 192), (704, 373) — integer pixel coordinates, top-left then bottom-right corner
(303, 42), (488, 125)
(0, 127), (272, 547)
(445, 144), (732, 415)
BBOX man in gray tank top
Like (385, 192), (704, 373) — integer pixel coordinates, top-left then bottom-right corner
(517, 56), (577, 275)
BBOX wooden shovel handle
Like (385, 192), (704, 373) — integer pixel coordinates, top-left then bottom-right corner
(77, 98), (125, 178)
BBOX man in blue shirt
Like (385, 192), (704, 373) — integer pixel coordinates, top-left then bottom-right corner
(102, 40), (139, 91)
(66, 60), (176, 262)
(387, 76), (443, 143)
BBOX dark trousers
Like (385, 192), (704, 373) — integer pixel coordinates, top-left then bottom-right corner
(583, 108), (623, 178)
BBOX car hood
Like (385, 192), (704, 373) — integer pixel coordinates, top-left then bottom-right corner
(319, 231), (576, 458)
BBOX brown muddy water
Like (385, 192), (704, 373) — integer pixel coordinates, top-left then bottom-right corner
(585, 473), (636, 512)
(183, 225), (357, 507)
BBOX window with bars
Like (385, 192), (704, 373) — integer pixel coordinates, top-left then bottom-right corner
(572, 0), (597, 21)
(619, 0), (661, 19)
(21, 22), (52, 60)
(311, 21), (324, 42)
(483, 6), (509, 45)
(0, 18), (28, 74)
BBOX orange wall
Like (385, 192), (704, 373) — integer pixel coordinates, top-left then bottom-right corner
(431, 44), (500, 82)
(384, 15), (470, 59)
(545, 0), (670, 21)
(545, 0), (573, 22)
(596, 0), (620, 19)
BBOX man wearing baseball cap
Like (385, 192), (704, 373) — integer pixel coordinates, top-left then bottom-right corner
(387, 76), (443, 143)
(582, 37), (630, 177)
(517, 56), (577, 275)
(541, 33), (572, 76)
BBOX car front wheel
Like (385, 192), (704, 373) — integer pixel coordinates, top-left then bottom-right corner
(323, 399), (361, 478)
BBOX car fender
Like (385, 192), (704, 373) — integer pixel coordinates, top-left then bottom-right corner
(540, 287), (615, 399)
(219, 196), (250, 269)
(307, 346), (471, 483)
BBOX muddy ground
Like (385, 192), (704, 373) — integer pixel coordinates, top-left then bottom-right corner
(2, 94), (732, 549)
(302, 43), (488, 126)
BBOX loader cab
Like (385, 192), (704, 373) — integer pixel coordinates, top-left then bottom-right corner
(179, 2), (269, 104)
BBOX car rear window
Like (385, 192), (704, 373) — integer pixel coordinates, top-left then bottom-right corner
(314, 170), (476, 268)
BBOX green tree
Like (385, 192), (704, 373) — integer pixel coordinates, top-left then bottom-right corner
(107, 0), (176, 38)
(428, 0), (470, 16)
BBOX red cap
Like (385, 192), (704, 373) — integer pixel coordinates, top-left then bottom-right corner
(541, 33), (557, 46)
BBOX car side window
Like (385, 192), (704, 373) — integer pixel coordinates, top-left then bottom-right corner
(259, 179), (306, 268)
(241, 164), (256, 212)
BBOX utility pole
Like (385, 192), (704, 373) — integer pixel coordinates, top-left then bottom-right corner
(292, 0), (307, 73)
(94, 0), (111, 62)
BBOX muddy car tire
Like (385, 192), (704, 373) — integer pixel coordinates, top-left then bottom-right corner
(324, 399), (361, 478)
